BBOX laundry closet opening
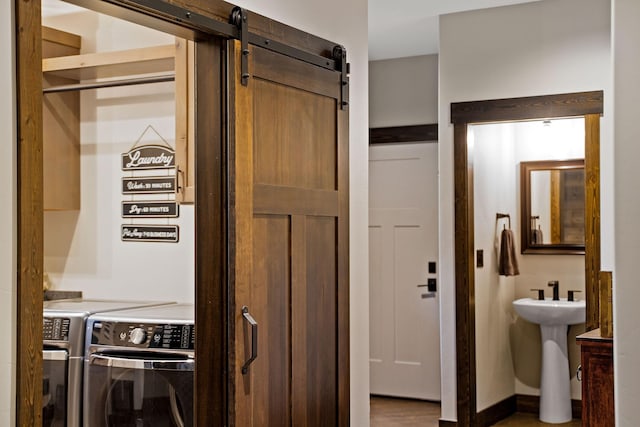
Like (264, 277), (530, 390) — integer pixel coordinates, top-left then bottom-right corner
(17, 0), (351, 424)
(40, 2), (199, 426)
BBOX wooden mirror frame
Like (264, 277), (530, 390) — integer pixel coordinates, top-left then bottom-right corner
(520, 158), (586, 255)
(450, 91), (603, 426)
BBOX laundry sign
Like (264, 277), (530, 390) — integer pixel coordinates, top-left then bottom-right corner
(122, 145), (175, 171)
(122, 176), (176, 195)
(122, 201), (179, 218)
(121, 225), (179, 243)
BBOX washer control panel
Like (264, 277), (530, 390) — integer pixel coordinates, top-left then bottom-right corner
(43, 317), (70, 341)
(91, 321), (195, 350)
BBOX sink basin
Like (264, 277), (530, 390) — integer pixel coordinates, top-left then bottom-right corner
(513, 298), (585, 326)
(513, 297), (586, 424)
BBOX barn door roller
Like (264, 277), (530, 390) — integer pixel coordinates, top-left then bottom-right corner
(230, 7), (250, 86)
(333, 45), (349, 110)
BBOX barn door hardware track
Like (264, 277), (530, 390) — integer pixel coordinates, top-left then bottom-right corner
(107, 0), (350, 90)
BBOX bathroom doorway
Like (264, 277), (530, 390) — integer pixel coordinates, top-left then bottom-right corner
(451, 91), (603, 426)
(471, 117), (587, 421)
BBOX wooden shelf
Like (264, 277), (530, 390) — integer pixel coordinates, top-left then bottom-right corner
(42, 26), (194, 204)
(43, 43), (176, 80)
(43, 26), (81, 210)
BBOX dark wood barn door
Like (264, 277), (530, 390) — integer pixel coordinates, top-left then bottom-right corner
(228, 40), (349, 426)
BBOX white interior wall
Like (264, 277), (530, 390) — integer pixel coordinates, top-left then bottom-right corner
(227, 0), (370, 424)
(439, 0), (611, 420)
(472, 123), (518, 411)
(613, 0), (640, 424)
(42, 11), (194, 303)
(369, 55), (438, 127)
(0, 1), (16, 424)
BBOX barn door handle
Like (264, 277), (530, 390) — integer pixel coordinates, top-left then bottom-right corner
(241, 306), (258, 374)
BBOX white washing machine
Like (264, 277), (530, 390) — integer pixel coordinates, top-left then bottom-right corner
(43, 299), (176, 427)
(84, 303), (195, 427)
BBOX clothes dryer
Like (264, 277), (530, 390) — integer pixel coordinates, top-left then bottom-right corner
(84, 303), (195, 427)
(43, 299), (175, 427)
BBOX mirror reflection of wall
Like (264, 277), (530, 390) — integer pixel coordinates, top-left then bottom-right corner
(557, 169), (585, 244)
(530, 170), (550, 243)
(529, 167), (585, 245)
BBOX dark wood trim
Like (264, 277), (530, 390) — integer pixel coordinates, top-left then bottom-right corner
(454, 122), (476, 426)
(516, 394), (582, 419)
(16, 0), (44, 425)
(477, 396), (517, 427)
(194, 37), (227, 427)
(369, 124), (438, 144)
(584, 114), (601, 330)
(439, 420), (458, 427)
(452, 91), (603, 426)
(451, 91), (603, 125)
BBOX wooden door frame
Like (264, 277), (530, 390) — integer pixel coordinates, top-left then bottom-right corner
(369, 123), (438, 144)
(450, 91), (603, 426)
(15, 0), (346, 425)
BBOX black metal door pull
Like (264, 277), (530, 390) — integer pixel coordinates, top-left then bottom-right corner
(241, 306), (258, 374)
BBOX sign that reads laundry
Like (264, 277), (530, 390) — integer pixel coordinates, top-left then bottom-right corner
(122, 201), (179, 218)
(122, 145), (175, 171)
(122, 225), (179, 243)
(122, 176), (176, 195)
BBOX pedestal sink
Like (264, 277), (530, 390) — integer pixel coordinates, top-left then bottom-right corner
(512, 298), (586, 424)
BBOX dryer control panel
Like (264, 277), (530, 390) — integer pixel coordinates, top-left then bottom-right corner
(43, 317), (70, 341)
(91, 321), (195, 350)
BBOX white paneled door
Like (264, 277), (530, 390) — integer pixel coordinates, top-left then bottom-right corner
(369, 142), (440, 400)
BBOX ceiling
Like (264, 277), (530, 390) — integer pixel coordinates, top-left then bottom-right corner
(368, 0), (541, 60)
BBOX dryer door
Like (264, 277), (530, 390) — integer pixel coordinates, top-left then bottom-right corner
(43, 348), (68, 427)
(85, 353), (194, 427)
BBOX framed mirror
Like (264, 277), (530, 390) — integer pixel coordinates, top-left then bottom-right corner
(520, 159), (585, 254)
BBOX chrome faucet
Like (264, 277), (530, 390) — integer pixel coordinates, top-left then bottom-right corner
(548, 280), (560, 301)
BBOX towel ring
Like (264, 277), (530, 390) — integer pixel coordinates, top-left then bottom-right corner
(496, 213), (511, 229)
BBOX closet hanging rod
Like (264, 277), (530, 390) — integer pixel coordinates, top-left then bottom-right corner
(43, 74), (175, 94)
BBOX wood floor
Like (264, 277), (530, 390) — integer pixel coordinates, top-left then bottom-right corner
(370, 396), (582, 426)
(370, 396), (440, 427)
